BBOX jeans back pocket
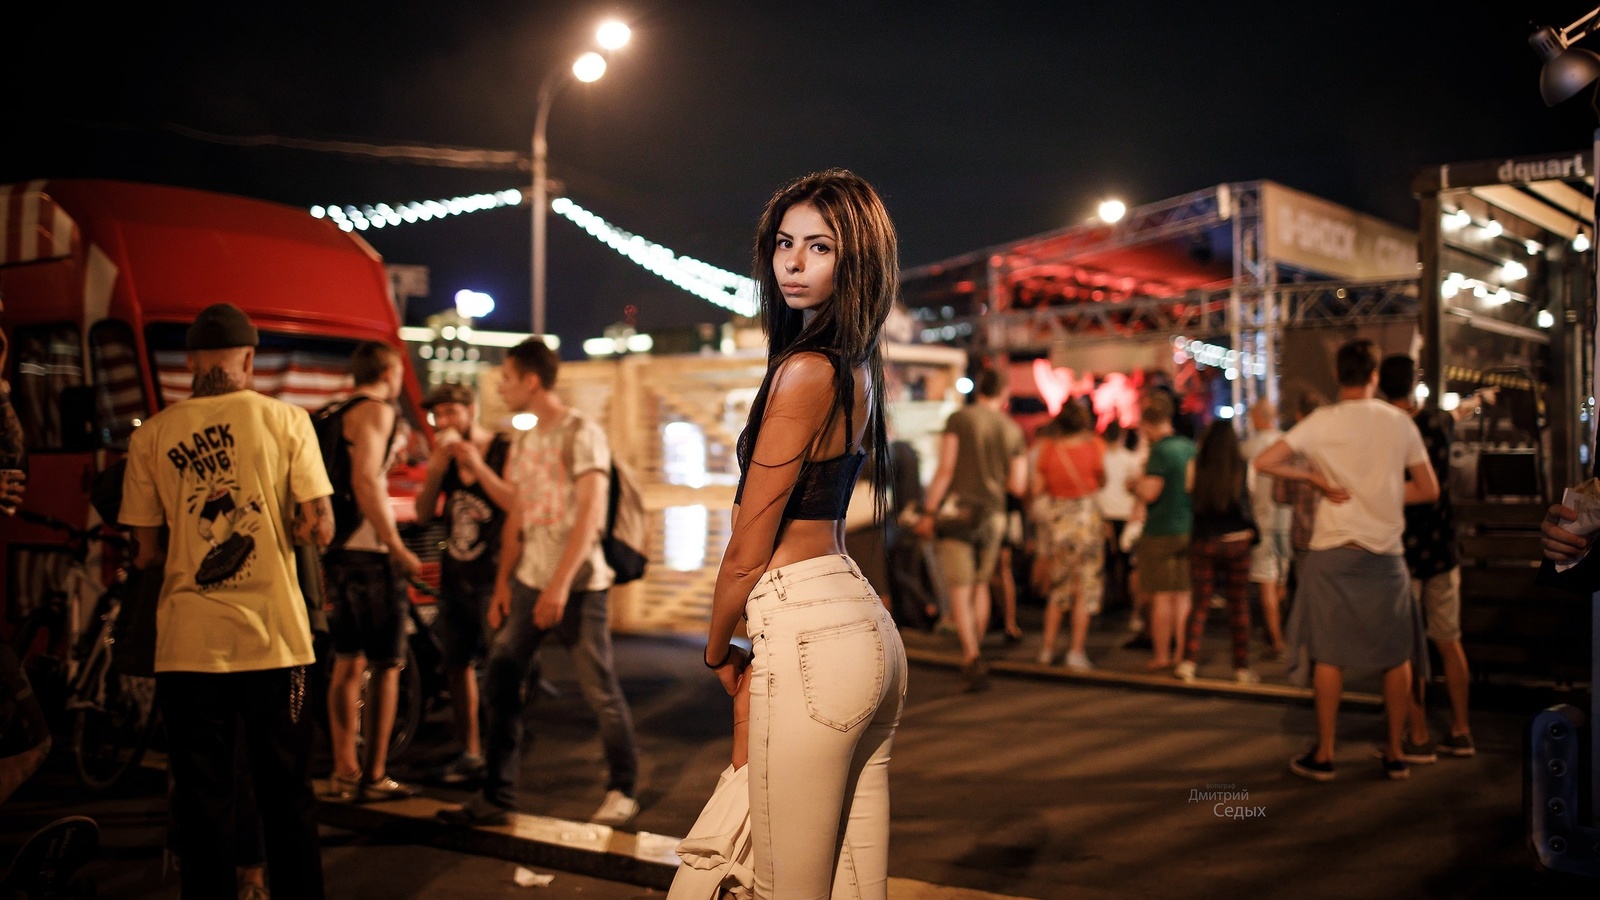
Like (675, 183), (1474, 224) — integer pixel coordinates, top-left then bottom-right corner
(797, 619), (885, 732)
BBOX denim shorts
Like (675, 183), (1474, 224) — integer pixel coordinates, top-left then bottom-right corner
(324, 550), (408, 665)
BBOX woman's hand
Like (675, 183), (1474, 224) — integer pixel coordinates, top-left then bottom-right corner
(708, 642), (752, 695)
(1309, 471), (1350, 504)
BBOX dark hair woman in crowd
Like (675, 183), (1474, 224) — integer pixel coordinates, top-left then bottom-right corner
(1176, 418), (1260, 683)
(693, 169), (907, 898)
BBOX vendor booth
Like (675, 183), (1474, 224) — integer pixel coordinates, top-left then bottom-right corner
(900, 180), (1423, 428)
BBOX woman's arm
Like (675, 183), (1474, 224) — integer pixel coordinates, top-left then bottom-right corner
(706, 353), (835, 685)
(1254, 439), (1349, 504)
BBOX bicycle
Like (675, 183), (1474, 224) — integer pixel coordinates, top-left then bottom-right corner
(9, 509), (157, 792)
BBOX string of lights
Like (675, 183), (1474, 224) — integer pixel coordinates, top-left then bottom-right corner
(308, 188), (757, 317)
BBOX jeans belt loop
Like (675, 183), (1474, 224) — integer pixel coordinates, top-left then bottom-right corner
(772, 570), (787, 604)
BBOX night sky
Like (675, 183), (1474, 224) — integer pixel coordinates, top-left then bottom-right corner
(3, 1), (1595, 349)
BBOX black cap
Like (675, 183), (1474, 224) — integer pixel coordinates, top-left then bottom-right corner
(185, 303), (259, 350)
(421, 383), (475, 409)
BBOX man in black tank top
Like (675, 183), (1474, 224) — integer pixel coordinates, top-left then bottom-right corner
(413, 384), (514, 785)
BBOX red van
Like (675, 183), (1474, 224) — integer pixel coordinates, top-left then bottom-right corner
(0, 178), (431, 646)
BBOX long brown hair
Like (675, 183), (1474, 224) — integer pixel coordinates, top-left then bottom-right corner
(1191, 419), (1246, 517)
(748, 169), (899, 523)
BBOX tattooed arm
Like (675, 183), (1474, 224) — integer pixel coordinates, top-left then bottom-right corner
(295, 496), (335, 549)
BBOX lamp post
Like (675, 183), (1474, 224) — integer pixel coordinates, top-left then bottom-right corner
(530, 20), (630, 340)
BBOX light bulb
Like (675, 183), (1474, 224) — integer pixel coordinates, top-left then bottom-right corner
(596, 21), (631, 50)
(573, 51), (607, 82)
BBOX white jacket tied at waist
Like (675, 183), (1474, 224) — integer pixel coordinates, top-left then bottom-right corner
(667, 764), (753, 900)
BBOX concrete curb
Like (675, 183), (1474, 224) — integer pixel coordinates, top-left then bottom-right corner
(313, 787), (1046, 898)
(314, 784), (681, 890)
(902, 646), (1388, 709)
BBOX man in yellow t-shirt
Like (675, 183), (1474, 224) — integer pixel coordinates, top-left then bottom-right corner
(120, 303), (333, 899)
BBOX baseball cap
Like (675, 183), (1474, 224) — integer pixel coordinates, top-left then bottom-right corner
(421, 383), (475, 409)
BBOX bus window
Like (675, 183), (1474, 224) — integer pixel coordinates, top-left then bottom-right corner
(11, 323), (83, 450)
(89, 321), (148, 450)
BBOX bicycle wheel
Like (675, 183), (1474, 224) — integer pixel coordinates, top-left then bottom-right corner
(71, 671), (156, 791)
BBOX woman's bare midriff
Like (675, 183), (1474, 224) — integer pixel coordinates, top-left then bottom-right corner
(767, 519), (850, 571)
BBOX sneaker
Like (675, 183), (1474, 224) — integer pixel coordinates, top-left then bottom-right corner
(589, 790), (640, 827)
(1289, 751), (1336, 782)
(1036, 648), (1056, 666)
(1377, 754), (1410, 780)
(359, 776), (420, 802)
(325, 771), (361, 802)
(1173, 660), (1197, 683)
(1399, 738), (1438, 765)
(1127, 614), (1146, 633)
(961, 658), (989, 693)
(1065, 650), (1093, 671)
(1437, 733), (1476, 758)
(1233, 668), (1261, 685)
(429, 752), (486, 785)
(436, 797), (512, 826)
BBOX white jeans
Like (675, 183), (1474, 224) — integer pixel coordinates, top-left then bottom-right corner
(745, 554), (908, 900)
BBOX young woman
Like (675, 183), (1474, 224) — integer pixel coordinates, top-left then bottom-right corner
(699, 169), (907, 899)
(1029, 399), (1107, 669)
(1176, 419), (1261, 684)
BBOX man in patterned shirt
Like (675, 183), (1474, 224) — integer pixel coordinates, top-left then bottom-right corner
(436, 338), (639, 829)
(1378, 355), (1492, 761)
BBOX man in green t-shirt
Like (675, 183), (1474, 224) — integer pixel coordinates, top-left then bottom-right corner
(1130, 391), (1196, 670)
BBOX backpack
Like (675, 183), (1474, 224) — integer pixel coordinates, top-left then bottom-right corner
(560, 417), (649, 585)
(310, 395), (387, 548)
(602, 456), (649, 585)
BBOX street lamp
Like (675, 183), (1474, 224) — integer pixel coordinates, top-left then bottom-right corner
(531, 20), (631, 340)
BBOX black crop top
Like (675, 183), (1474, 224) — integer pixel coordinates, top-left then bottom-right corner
(733, 351), (867, 521)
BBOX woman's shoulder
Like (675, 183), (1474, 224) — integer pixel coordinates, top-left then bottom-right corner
(771, 350), (840, 387)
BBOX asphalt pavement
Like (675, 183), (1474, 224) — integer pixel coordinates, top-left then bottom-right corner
(3, 612), (1597, 899)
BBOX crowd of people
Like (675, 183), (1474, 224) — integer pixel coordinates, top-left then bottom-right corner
(86, 302), (644, 898)
(906, 339), (1492, 786)
(0, 178), (1538, 897)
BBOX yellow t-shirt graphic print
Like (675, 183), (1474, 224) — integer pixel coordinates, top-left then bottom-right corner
(121, 391), (333, 674)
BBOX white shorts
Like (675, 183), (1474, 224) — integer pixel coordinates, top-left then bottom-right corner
(1412, 568), (1462, 643)
(1249, 528), (1291, 584)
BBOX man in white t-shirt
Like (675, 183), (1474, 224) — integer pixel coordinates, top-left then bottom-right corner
(437, 338), (639, 829)
(1239, 398), (1291, 658)
(1254, 340), (1438, 783)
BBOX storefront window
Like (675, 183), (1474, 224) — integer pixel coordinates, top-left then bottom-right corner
(11, 323), (84, 450)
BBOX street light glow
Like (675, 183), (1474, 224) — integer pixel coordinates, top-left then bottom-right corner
(573, 52), (607, 82)
(454, 289), (495, 319)
(1097, 199), (1127, 223)
(596, 21), (631, 50)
